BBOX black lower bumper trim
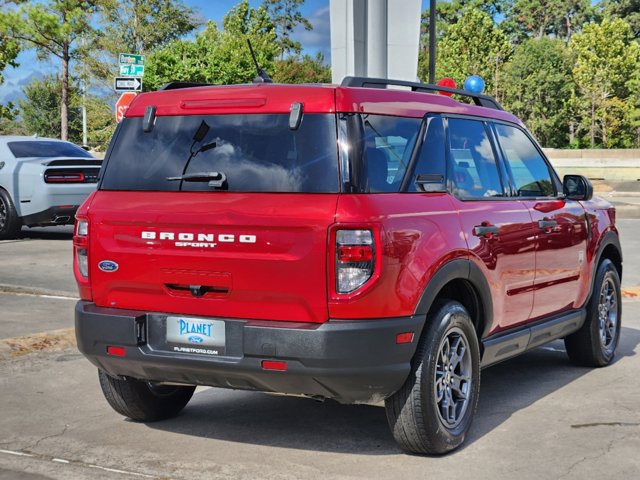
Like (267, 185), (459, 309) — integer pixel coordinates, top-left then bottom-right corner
(21, 206), (78, 226)
(75, 302), (426, 404)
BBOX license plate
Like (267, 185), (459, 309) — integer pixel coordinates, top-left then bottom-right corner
(166, 316), (225, 355)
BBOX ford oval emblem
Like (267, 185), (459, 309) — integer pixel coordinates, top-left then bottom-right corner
(98, 260), (119, 272)
(188, 336), (204, 344)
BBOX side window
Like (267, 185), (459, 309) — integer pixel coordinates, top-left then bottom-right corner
(495, 124), (555, 197)
(407, 116), (446, 192)
(362, 115), (421, 192)
(446, 118), (504, 199)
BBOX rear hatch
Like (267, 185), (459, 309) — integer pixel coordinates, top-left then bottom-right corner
(89, 110), (340, 323)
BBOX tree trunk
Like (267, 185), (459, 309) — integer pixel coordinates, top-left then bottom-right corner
(61, 43), (69, 141)
(569, 122), (575, 145)
(565, 15), (571, 42)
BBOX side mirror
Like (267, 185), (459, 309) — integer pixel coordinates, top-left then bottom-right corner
(563, 174), (593, 201)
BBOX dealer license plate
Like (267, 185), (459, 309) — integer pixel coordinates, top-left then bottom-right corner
(166, 316), (225, 355)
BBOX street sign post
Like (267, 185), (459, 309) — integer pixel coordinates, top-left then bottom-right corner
(119, 64), (145, 76)
(119, 53), (144, 66)
(115, 92), (137, 123)
(114, 77), (142, 92)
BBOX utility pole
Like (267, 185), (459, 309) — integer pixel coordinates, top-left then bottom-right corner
(428, 0), (436, 83)
(81, 35), (88, 148)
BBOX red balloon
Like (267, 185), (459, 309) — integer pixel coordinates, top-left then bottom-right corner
(436, 77), (456, 97)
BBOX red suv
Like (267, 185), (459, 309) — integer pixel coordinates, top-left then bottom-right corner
(74, 77), (622, 454)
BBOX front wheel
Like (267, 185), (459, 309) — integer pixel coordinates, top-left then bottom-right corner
(98, 370), (196, 422)
(385, 301), (481, 454)
(565, 259), (621, 367)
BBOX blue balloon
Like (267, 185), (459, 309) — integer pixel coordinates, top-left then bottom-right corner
(463, 75), (485, 94)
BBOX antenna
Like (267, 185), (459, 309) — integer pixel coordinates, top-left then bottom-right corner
(246, 39), (273, 83)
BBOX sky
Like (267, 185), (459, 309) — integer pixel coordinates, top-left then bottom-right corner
(0, 0), (334, 104)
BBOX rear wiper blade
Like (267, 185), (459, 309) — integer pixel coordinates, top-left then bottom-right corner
(166, 171), (227, 188)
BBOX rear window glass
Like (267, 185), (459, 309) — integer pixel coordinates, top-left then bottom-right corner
(100, 114), (339, 193)
(8, 141), (93, 159)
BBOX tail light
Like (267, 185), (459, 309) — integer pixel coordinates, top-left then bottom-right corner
(73, 217), (92, 300)
(335, 229), (375, 293)
(44, 170), (85, 183)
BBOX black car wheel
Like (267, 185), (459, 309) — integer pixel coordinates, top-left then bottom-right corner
(565, 259), (621, 367)
(98, 370), (196, 422)
(0, 189), (21, 240)
(385, 301), (481, 454)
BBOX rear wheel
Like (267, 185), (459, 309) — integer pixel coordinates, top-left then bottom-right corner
(565, 259), (621, 367)
(98, 370), (195, 422)
(0, 189), (21, 240)
(385, 301), (480, 454)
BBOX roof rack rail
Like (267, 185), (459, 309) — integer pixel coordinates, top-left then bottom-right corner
(341, 76), (503, 111)
(159, 82), (214, 91)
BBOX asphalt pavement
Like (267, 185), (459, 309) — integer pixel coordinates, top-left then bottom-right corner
(0, 213), (639, 480)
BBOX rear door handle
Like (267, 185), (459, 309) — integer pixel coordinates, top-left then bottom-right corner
(473, 225), (499, 238)
(538, 219), (558, 232)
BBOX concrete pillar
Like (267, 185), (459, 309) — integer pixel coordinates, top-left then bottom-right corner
(330, 0), (421, 84)
(366, 0), (387, 78)
(387, 0), (421, 82)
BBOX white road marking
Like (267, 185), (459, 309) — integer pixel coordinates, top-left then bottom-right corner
(0, 449), (34, 457)
(87, 464), (156, 478)
(0, 448), (156, 478)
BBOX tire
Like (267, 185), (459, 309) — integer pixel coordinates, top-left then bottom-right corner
(565, 259), (621, 367)
(98, 370), (196, 422)
(0, 188), (21, 240)
(385, 301), (481, 454)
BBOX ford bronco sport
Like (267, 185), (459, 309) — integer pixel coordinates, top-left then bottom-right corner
(74, 77), (622, 454)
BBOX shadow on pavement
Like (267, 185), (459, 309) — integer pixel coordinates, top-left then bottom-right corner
(18, 226), (74, 241)
(145, 326), (639, 456)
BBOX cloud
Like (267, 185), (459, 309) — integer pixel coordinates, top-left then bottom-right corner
(292, 5), (331, 61)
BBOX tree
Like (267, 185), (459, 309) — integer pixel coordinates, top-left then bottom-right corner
(86, 0), (200, 84)
(0, 1), (95, 140)
(602, 0), (640, 39)
(19, 75), (83, 141)
(262, 0), (312, 59)
(272, 53), (331, 84)
(418, 0), (507, 80)
(430, 8), (511, 98)
(144, 1), (278, 90)
(570, 19), (640, 147)
(503, 0), (594, 42)
(502, 38), (574, 147)
(628, 66), (640, 147)
(18, 74), (114, 148)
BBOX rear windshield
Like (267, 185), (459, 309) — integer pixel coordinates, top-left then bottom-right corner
(8, 141), (93, 159)
(100, 114), (339, 193)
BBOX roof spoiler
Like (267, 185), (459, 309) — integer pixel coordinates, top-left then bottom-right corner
(340, 76), (504, 111)
(159, 82), (214, 91)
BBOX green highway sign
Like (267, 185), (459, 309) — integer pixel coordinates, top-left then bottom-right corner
(120, 64), (145, 77)
(119, 53), (144, 66)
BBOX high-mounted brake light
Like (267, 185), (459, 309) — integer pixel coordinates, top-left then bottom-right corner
(335, 229), (375, 294)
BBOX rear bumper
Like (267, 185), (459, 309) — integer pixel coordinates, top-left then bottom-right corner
(75, 302), (426, 404)
(21, 205), (78, 226)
